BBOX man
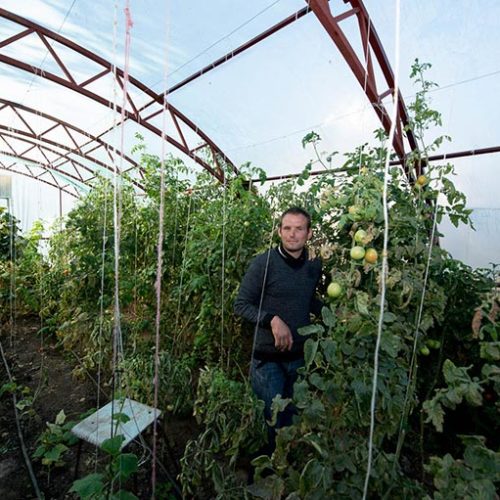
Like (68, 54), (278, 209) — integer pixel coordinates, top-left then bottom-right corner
(234, 206), (322, 448)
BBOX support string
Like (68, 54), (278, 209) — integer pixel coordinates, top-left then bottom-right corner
(220, 168), (227, 367)
(362, 1), (400, 498)
(393, 165), (442, 465)
(152, 5), (171, 495)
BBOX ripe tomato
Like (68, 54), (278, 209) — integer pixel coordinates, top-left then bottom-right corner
(327, 282), (342, 298)
(416, 175), (428, 186)
(354, 229), (367, 244)
(364, 248), (378, 264)
(350, 246), (365, 260)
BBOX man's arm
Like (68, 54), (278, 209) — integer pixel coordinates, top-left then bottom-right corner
(234, 254), (274, 327)
(235, 253), (294, 351)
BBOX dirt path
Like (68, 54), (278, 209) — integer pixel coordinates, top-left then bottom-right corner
(0, 317), (97, 499)
(0, 317), (195, 499)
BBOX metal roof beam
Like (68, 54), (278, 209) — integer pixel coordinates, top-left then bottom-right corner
(308, 0), (418, 175)
(0, 8), (236, 183)
(0, 98), (141, 177)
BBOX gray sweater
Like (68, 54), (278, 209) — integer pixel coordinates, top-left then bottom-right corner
(234, 246), (322, 361)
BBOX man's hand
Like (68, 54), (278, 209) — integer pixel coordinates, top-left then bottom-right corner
(270, 316), (293, 351)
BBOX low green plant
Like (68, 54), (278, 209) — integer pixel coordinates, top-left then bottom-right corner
(33, 409), (78, 478)
(120, 351), (195, 416)
(179, 366), (266, 499)
(0, 381), (36, 418)
(69, 433), (139, 500)
(423, 287), (499, 498)
(424, 435), (500, 500)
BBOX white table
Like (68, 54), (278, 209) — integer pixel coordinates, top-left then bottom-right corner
(72, 398), (161, 449)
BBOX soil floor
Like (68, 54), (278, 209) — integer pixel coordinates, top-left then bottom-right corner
(0, 317), (192, 499)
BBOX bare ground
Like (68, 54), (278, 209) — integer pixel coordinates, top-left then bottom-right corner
(0, 317), (190, 499)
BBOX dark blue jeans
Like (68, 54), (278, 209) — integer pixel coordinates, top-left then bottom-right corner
(250, 357), (304, 453)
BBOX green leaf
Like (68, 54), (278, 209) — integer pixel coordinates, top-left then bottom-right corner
(351, 379), (370, 396)
(69, 473), (105, 498)
(302, 434), (328, 459)
(423, 398), (445, 432)
(251, 454), (273, 469)
(321, 306), (336, 328)
(293, 379), (310, 407)
(383, 312), (397, 323)
(334, 452), (356, 473)
(442, 359), (470, 385)
(302, 399), (325, 426)
(44, 443), (68, 462)
(15, 398), (33, 411)
(482, 363), (500, 382)
(309, 372), (327, 391)
(320, 338), (336, 365)
(464, 383), (483, 406)
(304, 339), (319, 369)
(298, 324), (324, 337)
(54, 409), (66, 426)
(302, 131), (321, 149)
(380, 331), (401, 358)
(270, 396), (291, 425)
(33, 445), (46, 459)
(114, 453), (138, 481)
(112, 412), (131, 424)
(101, 435), (125, 456)
(211, 461), (224, 493)
(355, 292), (370, 316)
(299, 459), (324, 495)
(0, 382), (18, 397)
(246, 475), (285, 499)
(480, 342), (500, 361)
(445, 388), (462, 406)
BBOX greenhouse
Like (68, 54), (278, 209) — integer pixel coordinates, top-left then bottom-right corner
(0, 1), (499, 499)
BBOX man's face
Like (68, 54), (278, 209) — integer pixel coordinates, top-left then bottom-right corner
(278, 213), (312, 256)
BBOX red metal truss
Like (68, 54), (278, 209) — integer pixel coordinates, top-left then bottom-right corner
(0, 8), (237, 183)
(0, 130), (113, 192)
(0, 156), (80, 197)
(0, 98), (141, 176)
(307, 0), (418, 174)
(0, 99), (144, 193)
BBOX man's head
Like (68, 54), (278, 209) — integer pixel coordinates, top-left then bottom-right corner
(278, 207), (312, 257)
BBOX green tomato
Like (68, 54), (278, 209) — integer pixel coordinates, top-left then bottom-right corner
(419, 345), (430, 356)
(350, 246), (365, 260)
(327, 282), (342, 298)
(354, 229), (367, 244)
(426, 339), (441, 350)
(348, 205), (363, 221)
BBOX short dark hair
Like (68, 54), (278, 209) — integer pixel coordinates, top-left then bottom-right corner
(280, 206), (311, 229)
